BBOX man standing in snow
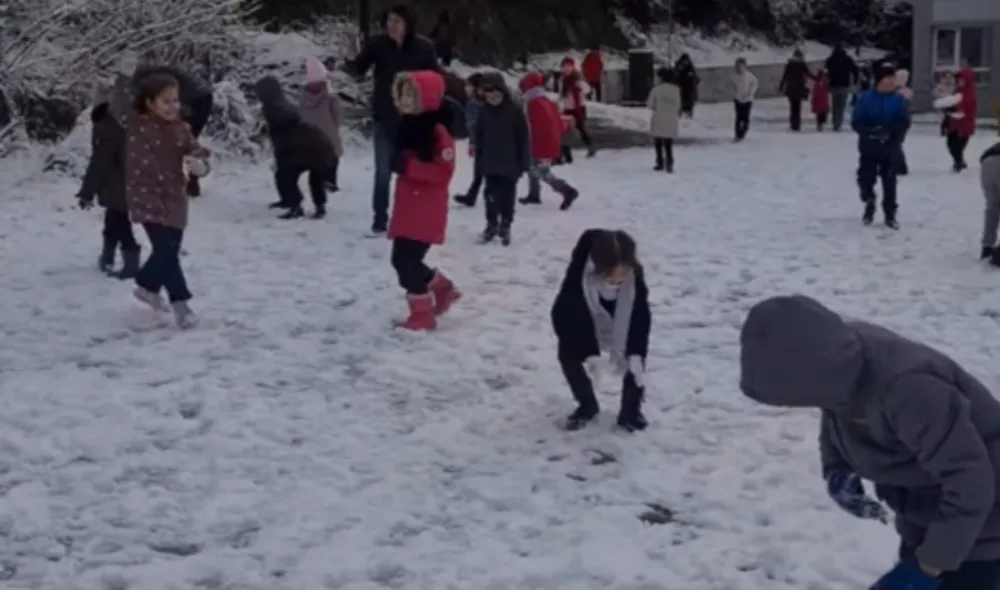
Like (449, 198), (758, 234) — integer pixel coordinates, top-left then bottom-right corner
(852, 62), (909, 229)
(740, 294), (1000, 590)
(825, 43), (858, 131)
(344, 4), (440, 235)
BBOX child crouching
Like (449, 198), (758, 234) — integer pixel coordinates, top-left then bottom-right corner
(551, 229), (651, 432)
(388, 70), (462, 331)
(125, 73), (210, 328)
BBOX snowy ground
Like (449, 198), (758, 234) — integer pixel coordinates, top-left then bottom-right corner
(2, 100), (1000, 590)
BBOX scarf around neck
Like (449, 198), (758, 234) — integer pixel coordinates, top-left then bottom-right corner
(582, 260), (636, 373)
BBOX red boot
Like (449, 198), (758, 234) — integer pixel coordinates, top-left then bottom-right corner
(398, 293), (436, 331)
(428, 271), (461, 316)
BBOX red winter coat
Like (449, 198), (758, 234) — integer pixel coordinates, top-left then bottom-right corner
(810, 72), (830, 114)
(949, 68), (978, 137)
(581, 51), (603, 84)
(519, 73), (564, 161)
(388, 71), (456, 245)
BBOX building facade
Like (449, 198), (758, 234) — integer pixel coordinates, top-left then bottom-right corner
(912, 0), (999, 116)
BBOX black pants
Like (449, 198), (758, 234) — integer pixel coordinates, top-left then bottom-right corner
(327, 158), (339, 189)
(558, 342), (643, 416)
(275, 164), (327, 208)
(734, 100), (752, 139)
(654, 138), (673, 168)
(135, 223), (191, 303)
(484, 175), (516, 227)
(391, 238), (434, 295)
(947, 132), (969, 167)
(816, 111), (828, 130)
(590, 81), (602, 102)
(899, 545), (1000, 590)
(103, 209), (138, 252)
(788, 97), (803, 130)
(464, 173), (483, 203)
(561, 110), (592, 162)
(858, 153), (897, 218)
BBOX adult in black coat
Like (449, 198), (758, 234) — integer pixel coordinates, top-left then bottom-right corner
(825, 43), (858, 131)
(674, 54), (699, 117)
(551, 229), (652, 432)
(779, 50), (812, 131)
(254, 76), (338, 220)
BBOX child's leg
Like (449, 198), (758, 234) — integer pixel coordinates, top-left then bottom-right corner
(275, 164), (305, 208)
(158, 226), (192, 303)
(653, 138), (664, 167)
(483, 176), (499, 228)
(981, 160), (1000, 247)
(498, 177), (516, 229)
(390, 238), (432, 294)
(557, 341), (599, 427)
(521, 163), (543, 203)
(538, 162), (573, 193)
(877, 157), (898, 222)
(664, 139), (674, 170)
(306, 169), (327, 212)
(327, 158), (339, 190)
(99, 209), (120, 270)
(135, 223), (167, 294)
(111, 210), (139, 253)
(617, 369), (647, 431)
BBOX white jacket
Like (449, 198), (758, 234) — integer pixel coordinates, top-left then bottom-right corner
(733, 71), (758, 103)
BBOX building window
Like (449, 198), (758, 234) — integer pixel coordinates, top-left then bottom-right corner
(933, 26), (992, 85)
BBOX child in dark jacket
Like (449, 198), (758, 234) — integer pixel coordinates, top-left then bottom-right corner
(454, 72), (484, 207)
(473, 73), (530, 246)
(740, 294), (1000, 590)
(254, 76), (338, 219)
(551, 229), (651, 432)
(77, 89), (140, 278)
(852, 62), (909, 228)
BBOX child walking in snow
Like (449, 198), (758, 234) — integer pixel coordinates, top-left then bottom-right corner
(77, 85), (140, 278)
(731, 58), (758, 141)
(125, 73), (210, 328)
(517, 72), (579, 209)
(739, 294), (1000, 590)
(853, 62), (908, 228)
(551, 229), (651, 432)
(558, 57), (596, 161)
(811, 68), (831, 131)
(388, 70), (462, 331)
(254, 75), (338, 219)
(299, 56), (344, 194)
(453, 72), (484, 207)
(934, 68), (978, 172)
(647, 67), (680, 171)
(473, 73), (530, 246)
(980, 142), (1000, 266)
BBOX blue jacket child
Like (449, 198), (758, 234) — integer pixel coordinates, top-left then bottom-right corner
(852, 62), (909, 228)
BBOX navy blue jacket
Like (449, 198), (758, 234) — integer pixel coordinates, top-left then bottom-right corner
(851, 89), (909, 158)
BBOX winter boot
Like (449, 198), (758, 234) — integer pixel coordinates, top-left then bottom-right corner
(116, 248), (141, 279)
(268, 201), (290, 209)
(981, 245), (994, 260)
(311, 204), (326, 219)
(171, 301), (198, 329)
(397, 293), (436, 331)
(278, 206), (304, 219)
(478, 223), (498, 244)
(498, 224), (511, 247)
(98, 240), (116, 274)
(654, 160), (664, 171)
(428, 271), (461, 316)
(186, 175), (201, 198)
(134, 287), (169, 312)
(453, 194), (476, 207)
(519, 193), (541, 205)
(991, 247), (1000, 269)
(617, 383), (648, 432)
(586, 146), (597, 158)
(559, 187), (579, 211)
(862, 201), (875, 226)
(564, 405), (599, 431)
(884, 217), (899, 230)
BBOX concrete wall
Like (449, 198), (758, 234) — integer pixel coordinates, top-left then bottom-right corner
(933, 0), (1000, 21)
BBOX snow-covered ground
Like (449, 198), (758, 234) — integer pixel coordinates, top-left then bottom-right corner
(3, 102), (1000, 590)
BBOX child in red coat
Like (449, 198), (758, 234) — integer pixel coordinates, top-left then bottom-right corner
(811, 68), (831, 131)
(517, 72), (579, 210)
(388, 70), (461, 331)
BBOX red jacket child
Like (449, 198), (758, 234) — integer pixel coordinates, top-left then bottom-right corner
(810, 69), (830, 115)
(949, 67), (978, 138)
(518, 72), (564, 161)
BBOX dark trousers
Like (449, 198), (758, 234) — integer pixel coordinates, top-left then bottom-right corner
(947, 132), (970, 167)
(654, 138), (673, 168)
(391, 238), (434, 295)
(275, 164), (327, 208)
(561, 110), (592, 162)
(590, 81), (602, 102)
(557, 342), (643, 416)
(788, 97), (803, 130)
(831, 88), (849, 130)
(328, 158), (339, 189)
(464, 173), (483, 203)
(899, 545), (1000, 590)
(816, 111), (828, 130)
(858, 153), (898, 218)
(103, 209), (138, 252)
(184, 94), (212, 197)
(734, 100), (752, 139)
(484, 175), (516, 227)
(135, 223), (191, 303)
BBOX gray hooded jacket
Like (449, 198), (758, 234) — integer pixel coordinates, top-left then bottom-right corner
(740, 295), (1000, 571)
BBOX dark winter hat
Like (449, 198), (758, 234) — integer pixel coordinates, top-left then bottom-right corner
(874, 61), (896, 81)
(387, 4), (415, 32)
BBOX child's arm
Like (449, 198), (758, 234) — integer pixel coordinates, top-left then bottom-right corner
(403, 128), (456, 183)
(78, 133), (111, 202)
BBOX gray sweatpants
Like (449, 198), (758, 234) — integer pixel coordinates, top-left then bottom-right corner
(982, 156), (1000, 246)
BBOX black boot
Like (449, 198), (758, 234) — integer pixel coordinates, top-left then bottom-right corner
(559, 187), (579, 211)
(498, 224), (511, 247)
(478, 224), (498, 244)
(982, 245), (994, 260)
(884, 216), (899, 230)
(116, 248), (141, 279)
(519, 194), (541, 205)
(862, 201), (875, 226)
(268, 201), (290, 209)
(564, 405), (599, 431)
(616, 379), (647, 432)
(311, 204), (326, 219)
(98, 240), (115, 274)
(453, 194), (476, 207)
(991, 248), (1000, 268)
(279, 206), (304, 219)
(186, 175), (201, 197)
(653, 160), (664, 171)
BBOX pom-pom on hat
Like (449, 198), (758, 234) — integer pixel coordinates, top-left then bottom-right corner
(305, 56), (328, 84)
(393, 70), (445, 115)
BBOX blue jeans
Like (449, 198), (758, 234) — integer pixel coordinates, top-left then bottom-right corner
(135, 223), (191, 303)
(372, 122), (396, 228)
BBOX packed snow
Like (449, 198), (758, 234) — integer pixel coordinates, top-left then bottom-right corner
(2, 99), (1000, 590)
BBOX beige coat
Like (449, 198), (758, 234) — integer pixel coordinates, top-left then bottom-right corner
(299, 84), (344, 158)
(647, 82), (681, 139)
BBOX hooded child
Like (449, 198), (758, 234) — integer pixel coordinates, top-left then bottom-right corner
(852, 62), (909, 229)
(387, 70), (462, 331)
(551, 229), (651, 432)
(473, 72), (529, 246)
(558, 57), (595, 162)
(517, 72), (580, 209)
(732, 57), (758, 141)
(125, 73), (210, 329)
(980, 142), (1000, 266)
(934, 68), (978, 172)
(811, 68), (831, 131)
(299, 56), (344, 193)
(740, 294), (1000, 590)
(77, 84), (140, 279)
(454, 72), (485, 207)
(647, 67), (681, 171)
(254, 75), (338, 219)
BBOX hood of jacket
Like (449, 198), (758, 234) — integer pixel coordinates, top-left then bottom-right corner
(740, 295), (863, 409)
(388, 4), (417, 42)
(519, 72), (545, 93)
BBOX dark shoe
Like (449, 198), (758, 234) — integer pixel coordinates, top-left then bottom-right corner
(862, 201), (875, 225)
(278, 207), (304, 219)
(453, 194), (476, 207)
(564, 405), (599, 431)
(268, 201), (290, 209)
(666, 162), (674, 173)
(991, 247), (1000, 268)
(586, 146), (597, 158)
(326, 182), (339, 193)
(478, 224), (498, 244)
(653, 162), (664, 171)
(519, 194), (541, 205)
(116, 248), (141, 279)
(498, 224), (511, 246)
(616, 411), (648, 433)
(981, 245), (994, 260)
(370, 219), (387, 234)
(559, 187), (579, 211)
(186, 175), (201, 197)
(98, 241), (115, 274)
(885, 218), (899, 230)
(311, 205), (326, 219)
(953, 162), (967, 173)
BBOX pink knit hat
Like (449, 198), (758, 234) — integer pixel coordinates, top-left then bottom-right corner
(305, 56), (327, 83)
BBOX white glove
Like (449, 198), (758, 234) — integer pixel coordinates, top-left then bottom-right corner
(628, 355), (645, 388)
(185, 157), (210, 178)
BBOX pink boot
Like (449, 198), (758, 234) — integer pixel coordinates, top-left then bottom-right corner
(397, 294), (436, 331)
(428, 271), (461, 316)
